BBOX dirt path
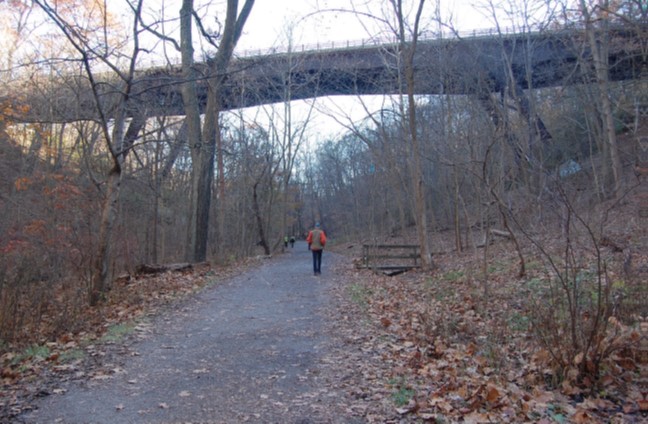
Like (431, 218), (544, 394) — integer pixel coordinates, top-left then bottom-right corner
(20, 242), (372, 423)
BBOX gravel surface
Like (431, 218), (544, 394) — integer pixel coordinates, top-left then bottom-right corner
(19, 242), (379, 424)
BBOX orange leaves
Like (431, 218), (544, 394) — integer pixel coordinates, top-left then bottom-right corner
(14, 173), (83, 204)
(571, 408), (596, 423)
(0, 239), (29, 254)
(41, 174), (84, 207)
(0, 100), (30, 124)
(13, 177), (32, 191)
(485, 384), (501, 403)
(23, 219), (46, 236)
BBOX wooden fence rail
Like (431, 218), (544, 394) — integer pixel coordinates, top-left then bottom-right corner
(361, 244), (420, 273)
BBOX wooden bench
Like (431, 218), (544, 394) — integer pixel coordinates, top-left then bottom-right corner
(360, 244), (421, 275)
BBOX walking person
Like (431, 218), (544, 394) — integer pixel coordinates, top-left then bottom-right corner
(306, 222), (327, 275)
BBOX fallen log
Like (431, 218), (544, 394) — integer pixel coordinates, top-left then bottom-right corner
(477, 228), (513, 247)
(490, 229), (512, 238)
(135, 263), (193, 275)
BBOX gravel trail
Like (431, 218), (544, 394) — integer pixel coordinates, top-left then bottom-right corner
(21, 242), (358, 424)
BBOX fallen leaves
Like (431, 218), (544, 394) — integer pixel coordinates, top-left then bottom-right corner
(331, 240), (640, 423)
(0, 260), (255, 421)
(0, 243), (639, 423)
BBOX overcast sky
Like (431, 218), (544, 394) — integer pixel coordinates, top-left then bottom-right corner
(235, 0), (501, 53)
(227, 0), (508, 143)
(131, 0), (546, 144)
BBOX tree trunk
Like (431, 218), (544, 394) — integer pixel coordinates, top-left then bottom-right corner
(89, 114), (145, 306)
(180, 0), (255, 262)
(253, 182), (271, 255)
(215, 109), (226, 257)
(179, 0), (205, 262)
(394, 0), (434, 269)
(90, 164), (121, 305)
(453, 165), (462, 252)
(581, 0), (621, 194)
(33, 0), (147, 306)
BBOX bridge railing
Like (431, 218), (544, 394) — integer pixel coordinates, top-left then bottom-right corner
(135, 25), (527, 69)
(235, 25), (523, 57)
(136, 21), (605, 70)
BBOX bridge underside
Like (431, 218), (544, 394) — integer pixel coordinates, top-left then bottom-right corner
(7, 27), (644, 124)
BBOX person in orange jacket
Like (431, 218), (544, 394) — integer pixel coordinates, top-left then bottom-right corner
(306, 222), (327, 275)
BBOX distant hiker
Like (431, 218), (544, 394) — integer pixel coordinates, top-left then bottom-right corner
(284, 235), (289, 248)
(306, 222), (327, 275)
(290, 236), (295, 248)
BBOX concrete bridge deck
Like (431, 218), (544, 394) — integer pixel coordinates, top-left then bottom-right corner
(7, 25), (645, 123)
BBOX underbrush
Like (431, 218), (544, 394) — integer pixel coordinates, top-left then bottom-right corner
(0, 260), (223, 419)
(0, 250), (90, 349)
(344, 241), (641, 422)
(0, 172), (97, 350)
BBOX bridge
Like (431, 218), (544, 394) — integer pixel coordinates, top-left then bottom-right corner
(9, 25), (644, 123)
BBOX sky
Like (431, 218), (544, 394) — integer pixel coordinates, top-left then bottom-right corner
(223, 0), (509, 144)
(235, 0), (500, 54)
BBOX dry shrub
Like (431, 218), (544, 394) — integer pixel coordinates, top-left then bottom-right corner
(522, 192), (638, 394)
(0, 173), (96, 350)
(0, 235), (92, 349)
(0, 246), (54, 344)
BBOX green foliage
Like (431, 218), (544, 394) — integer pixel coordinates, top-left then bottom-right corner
(10, 344), (51, 365)
(525, 260), (543, 272)
(546, 403), (568, 423)
(487, 261), (507, 274)
(388, 377), (415, 407)
(507, 311), (530, 332)
(348, 283), (372, 310)
(24, 344), (50, 359)
(59, 348), (84, 363)
(440, 270), (464, 282)
(100, 323), (135, 343)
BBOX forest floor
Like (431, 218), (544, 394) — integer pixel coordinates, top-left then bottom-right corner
(1, 231), (644, 422)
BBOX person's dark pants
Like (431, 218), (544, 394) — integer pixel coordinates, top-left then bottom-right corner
(311, 249), (323, 274)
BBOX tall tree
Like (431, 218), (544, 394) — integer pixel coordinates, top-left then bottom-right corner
(33, 0), (146, 305)
(390, 0), (435, 269)
(578, 0), (623, 195)
(180, 0), (255, 263)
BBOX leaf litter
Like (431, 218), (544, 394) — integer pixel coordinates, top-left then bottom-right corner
(323, 237), (642, 423)
(1, 242), (642, 423)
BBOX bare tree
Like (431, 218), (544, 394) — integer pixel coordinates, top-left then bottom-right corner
(33, 0), (148, 305)
(388, 0), (435, 269)
(180, 0), (255, 263)
(576, 0), (623, 195)
(0, 1), (36, 82)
